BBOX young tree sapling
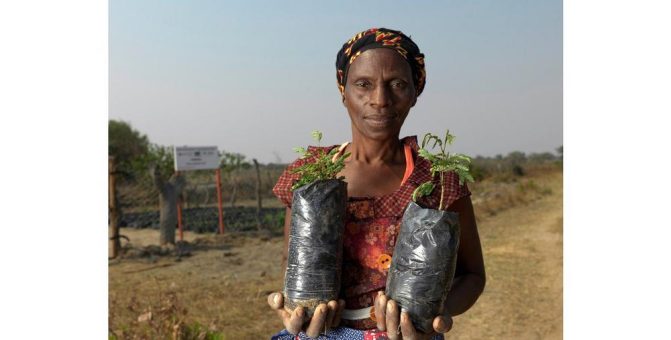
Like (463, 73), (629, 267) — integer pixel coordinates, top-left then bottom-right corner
(386, 130), (475, 333)
(283, 131), (349, 317)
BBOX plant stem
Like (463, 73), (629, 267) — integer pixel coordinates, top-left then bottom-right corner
(439, 171), (445, 210)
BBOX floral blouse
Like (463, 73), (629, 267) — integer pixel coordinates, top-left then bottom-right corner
(272, 136), (470, 330)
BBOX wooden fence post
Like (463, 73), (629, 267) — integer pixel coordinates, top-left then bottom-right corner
(215, 168), (225, 235)
(109, 156), (121, 259)
(253, 159), (263, 231)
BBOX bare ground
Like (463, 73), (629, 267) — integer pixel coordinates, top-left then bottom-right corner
(109, 170), (562, 339)
(448, 171), (563, 339)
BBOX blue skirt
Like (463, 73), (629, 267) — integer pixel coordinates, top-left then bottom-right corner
(271, 327), (445, 339)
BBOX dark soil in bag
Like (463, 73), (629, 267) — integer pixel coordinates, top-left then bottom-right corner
(385, 201), (460, 333)
(283, 179), (347, 316)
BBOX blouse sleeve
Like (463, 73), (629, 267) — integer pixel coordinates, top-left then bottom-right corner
(441, 171), (472, 208)
(272, 157), (306, 208)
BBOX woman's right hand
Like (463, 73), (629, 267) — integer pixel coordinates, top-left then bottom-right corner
(267, 292), (345, 338)
(374, 291), (453, 340)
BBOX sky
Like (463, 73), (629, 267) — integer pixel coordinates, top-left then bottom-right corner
(110, 0), (562, 163)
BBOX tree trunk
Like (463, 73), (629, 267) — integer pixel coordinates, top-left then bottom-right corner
(253, 159), (263, 231)
(152, 167), (185, 245)
(158, 185), (178, 245)
(108, 156), (121, 258)
(229, 177), (238, 208)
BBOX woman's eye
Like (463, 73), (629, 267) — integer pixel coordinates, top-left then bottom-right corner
(391, 80), (407, 89)
(354, 81), (370, 88)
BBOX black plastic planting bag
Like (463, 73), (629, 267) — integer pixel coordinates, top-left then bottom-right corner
(385, 201), (460, 333)
(284, 179), (347, 316)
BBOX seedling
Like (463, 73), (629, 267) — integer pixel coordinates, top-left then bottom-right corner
(388, 130), (470, 332)
(283, 130), (349, 317)
(290, 130), (350, 190)
(412, 130), (475, 210)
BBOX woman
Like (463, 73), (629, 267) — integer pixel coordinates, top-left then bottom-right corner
(268, 28), (486, 340)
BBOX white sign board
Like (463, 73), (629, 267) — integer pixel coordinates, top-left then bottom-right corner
(174, 146), (220, 171)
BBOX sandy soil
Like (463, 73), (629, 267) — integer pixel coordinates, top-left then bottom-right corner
(109, 171), (562, 339)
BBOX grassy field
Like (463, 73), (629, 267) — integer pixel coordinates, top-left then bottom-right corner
(109, 167), (562, 339)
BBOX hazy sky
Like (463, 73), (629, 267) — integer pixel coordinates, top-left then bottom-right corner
(110, 0), (562, 163)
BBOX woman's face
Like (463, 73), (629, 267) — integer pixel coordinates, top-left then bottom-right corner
(343, 48), (417, 142)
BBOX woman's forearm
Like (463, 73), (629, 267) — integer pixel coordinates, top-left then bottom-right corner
(444, 273), (486, 316)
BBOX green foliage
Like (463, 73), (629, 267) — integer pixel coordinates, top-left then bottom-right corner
(264, 209), (287, 235)
(419, 130), (475, 185)
(311, 130), (323, 143)
(219, 152), (251, 173)
(528, 152), (557, 163)
(109, 120), (150, 179)
(290, 130), (349, 190)
(413, 130), (475, 210)
(506, 151), (527, 166)
(469, 160), (489, 181)
(108, 120), (179, 184)
(412, 182), (435, 202)
(132, 143), (175, 183)
(180, 322), (226, 340)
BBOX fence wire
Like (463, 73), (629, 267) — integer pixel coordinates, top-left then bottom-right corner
(114, 165), (287, 235)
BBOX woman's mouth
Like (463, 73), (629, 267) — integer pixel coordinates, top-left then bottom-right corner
(364, 115), (397, 128)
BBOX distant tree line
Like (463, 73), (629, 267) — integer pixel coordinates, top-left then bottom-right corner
(469, 147), (562, 181)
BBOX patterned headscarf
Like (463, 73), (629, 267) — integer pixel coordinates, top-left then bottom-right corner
(336, 27), (426, 97)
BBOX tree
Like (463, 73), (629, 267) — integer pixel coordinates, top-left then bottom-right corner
(144, 144), (185, 245)
(108, 120), (150, 253)
(506, 151), (526, 164)
(219, 151), (251, 207)
(528, 152), (556, 163)
(506, 151), (526, 176)
(108, 120), (149, 179)
(108, 120), (185, 245)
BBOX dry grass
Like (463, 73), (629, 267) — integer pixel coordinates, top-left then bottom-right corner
(109, 168), (563, 339)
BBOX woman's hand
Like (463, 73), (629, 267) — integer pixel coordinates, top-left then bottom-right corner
(267, 292), (346, 338)
(374, 291), (453, 340)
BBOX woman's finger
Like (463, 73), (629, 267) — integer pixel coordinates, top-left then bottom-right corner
(375, 291), (388, 331)
(267, 292), (283, 310)
(305, 304), (328, 338)
(332, 299), (346, 327)
(285, 306), (305, 335)
(324, 300), (338, 331)
(400, 311), (418, 340)
(275, 308), (292, 330)
(385, 300), (401, 340)
(433, 315), (453, 334)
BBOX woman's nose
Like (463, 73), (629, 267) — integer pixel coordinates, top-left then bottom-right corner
(371, 84), (391, 108)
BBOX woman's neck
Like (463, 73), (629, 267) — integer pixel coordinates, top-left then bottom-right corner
(348, 133), (404, 165)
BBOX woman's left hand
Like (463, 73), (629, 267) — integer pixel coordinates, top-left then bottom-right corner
(374, 291), (453, 340)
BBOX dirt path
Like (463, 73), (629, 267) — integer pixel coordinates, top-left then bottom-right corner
(447, 172), (563, 339)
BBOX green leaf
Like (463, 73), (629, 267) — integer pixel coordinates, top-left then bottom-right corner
(417, 130), (475, 206)
(418, 148), (432, 160)
(311, 130), (323, 144)
(293, 147), (308, 158)
(290, 131), (349, 190)
(445, 130), (455, 145)
(412, 182), (435, 202)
